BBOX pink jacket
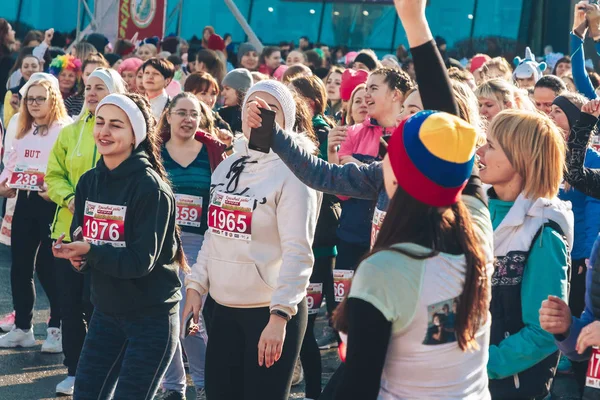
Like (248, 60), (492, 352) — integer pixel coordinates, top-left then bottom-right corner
(0, 119), (71, 183)
(338, 117), (386, 159)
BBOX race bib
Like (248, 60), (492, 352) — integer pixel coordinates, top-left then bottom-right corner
(592, 135), (600, 152)
(307, 283), (323, 315)
(371, 207), (386, 248)
(83, 201), (127, 247)
(175, 194), (203, 227)
(8, 164), (45, 191)
(333, 270), (354, 303)
(587, 347), (600, 389)
(208, 191), (253, 241)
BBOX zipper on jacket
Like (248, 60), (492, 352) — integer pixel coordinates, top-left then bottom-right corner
(91, 144), (97, 169)
(505, 332), (520, 389)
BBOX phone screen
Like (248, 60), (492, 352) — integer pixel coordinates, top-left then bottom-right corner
(249, 108), (276, 153)
(72, 226), (83, 242)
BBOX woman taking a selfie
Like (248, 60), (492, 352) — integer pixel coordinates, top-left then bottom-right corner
(182, 80), (319, 400)
(156, 92), (226, 399)
(0, 75), (70, 352)
(52, 93), (184, 399)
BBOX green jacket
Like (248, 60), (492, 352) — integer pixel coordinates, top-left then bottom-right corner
(46, 114), (99, 241)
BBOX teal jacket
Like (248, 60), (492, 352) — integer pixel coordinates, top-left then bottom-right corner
(487, 197), (571, 379)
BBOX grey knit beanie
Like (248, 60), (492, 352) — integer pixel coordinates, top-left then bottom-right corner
(222, 68), (253, 93)
(243, 80), (296, 132)
(237, 43), (257, 62)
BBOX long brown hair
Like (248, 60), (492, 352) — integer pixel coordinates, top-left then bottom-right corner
(291, 90), (319, 152)
(17, 80), (69, 139)
(124, 92), (189, 273)
(158, 92), (219, 142)
(333, 185), (489, 352)
(289, 75), (336, 127)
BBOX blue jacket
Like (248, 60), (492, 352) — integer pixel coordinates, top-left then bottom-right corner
(559, 147), (600, 259)
(571, 32), (599, 100)
(556, 239), (598, 361)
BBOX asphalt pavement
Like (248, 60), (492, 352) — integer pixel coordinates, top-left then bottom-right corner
(0, 240), (340, 400)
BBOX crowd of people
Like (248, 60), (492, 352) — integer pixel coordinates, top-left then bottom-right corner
(3, 0), (600, 399)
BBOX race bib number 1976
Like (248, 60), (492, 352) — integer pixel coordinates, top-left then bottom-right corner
(208, 191), (253, 241)
(83, 201), (127, 247)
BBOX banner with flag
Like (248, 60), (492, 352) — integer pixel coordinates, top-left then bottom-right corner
(118, 0), (166, 39)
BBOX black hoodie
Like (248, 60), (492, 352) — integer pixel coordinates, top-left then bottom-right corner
(72, 148), (182, 316)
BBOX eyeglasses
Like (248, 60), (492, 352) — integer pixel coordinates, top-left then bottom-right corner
(25, 96), (47, 105)
(171, 111), (200, 119)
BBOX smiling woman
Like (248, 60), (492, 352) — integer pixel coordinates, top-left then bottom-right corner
(0, 75), (71, 357)
(44, 67), (127, 396)
(52, 93), (186, 399)
(49, 54), (82, 101)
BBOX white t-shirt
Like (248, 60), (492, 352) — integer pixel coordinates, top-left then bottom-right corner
(349, 242), (492, 400)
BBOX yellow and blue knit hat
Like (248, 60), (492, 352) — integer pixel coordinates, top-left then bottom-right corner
(388, 110), (477, 207)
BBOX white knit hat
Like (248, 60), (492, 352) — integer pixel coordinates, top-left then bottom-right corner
(242, 80), (296, 132)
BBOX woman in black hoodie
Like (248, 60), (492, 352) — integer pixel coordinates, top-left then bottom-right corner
(52, 92), (186, 399)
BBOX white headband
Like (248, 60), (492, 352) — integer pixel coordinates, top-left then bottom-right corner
(20, 73), (60, 97)
(97, 94), (147, 149)
(88, 68), (125, 94)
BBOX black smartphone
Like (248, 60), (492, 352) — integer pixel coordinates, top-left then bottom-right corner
(73, 226), (83, 242)
(249, 108), (276, 153)
(185, 313), (197, 338)
(378, 134), (392, 159)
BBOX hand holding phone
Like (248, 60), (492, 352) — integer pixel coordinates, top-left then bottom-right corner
(249, 108), (276, 153)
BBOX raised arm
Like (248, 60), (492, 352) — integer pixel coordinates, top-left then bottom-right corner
(394, 0), (459, 115)
(565, 103), (600, 198)
(571, 3), (597, 99)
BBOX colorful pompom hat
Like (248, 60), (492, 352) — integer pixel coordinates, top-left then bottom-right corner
(388, 110), (477, 207)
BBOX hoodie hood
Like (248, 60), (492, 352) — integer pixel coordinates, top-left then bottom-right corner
(95, 147), (152, 180)
(493, 193), (574, 250)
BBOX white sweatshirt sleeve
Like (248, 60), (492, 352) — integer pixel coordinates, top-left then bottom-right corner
(0, 138), (18, 183)
(185, 229), (211, 296)
(271, 172), (318, 316)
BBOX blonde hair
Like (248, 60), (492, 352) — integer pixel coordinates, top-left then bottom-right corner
(481, 57), (513, 82)
(345, 83), (366, 125)
(138, 44), (157, 57)
(451, 80), (484, 145)
(17, 80), (69, 139)
(558, 91), (588, 110)
(488, 109), (565, 199)
(476, 78), (516, 109)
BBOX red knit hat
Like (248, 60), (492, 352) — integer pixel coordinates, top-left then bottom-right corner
(207, 34), (226, 52)
(388, 111), (477, 207)
(470, 54), (491, 72)
(340, 69), (369, 101)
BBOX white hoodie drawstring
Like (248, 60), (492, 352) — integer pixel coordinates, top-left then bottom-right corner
(72, 113), (93, 160)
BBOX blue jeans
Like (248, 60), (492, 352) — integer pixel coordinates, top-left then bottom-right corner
(74, 309), (179, 400)
(162, 232), (207, 393)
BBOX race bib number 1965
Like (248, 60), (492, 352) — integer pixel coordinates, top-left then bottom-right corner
(208, 191), (253, 241)
(83, 201), (127, 247)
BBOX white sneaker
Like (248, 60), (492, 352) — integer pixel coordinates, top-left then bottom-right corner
(0, 328), (36, 348)
(41, 328), (62, 353)
(56, 376), (75, 396)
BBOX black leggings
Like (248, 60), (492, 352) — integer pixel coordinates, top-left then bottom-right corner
(11, 190), (60, 330)
(205, 299), (308, 400)
(300, 255), (335, 399)
(571, 258), (588, 396)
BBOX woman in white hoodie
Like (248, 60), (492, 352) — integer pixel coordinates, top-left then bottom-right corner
(183, 80), (319, 400)
(0, 74), (71, 351)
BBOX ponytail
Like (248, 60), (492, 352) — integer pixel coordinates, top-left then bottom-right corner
(124, 93), (190, 273)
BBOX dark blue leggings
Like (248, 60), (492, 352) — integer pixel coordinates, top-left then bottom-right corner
(74, 309), (179, 400)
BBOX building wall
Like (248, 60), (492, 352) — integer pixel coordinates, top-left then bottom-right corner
(1, 0), (529, 55)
